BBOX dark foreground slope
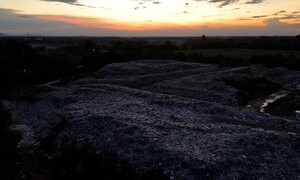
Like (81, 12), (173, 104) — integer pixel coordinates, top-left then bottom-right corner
(4, 60), (300, 179)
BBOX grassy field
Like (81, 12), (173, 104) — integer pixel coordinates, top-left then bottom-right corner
(178, 48), (300, 58)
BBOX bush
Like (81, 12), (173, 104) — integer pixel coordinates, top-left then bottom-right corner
(249, 55), (300, 70)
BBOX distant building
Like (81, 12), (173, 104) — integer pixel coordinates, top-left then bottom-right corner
(296, 111), (300, 120)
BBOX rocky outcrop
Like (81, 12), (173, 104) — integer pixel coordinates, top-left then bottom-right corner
(8, 60), (300, 179)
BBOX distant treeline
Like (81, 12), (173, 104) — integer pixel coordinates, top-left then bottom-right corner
(1, 36), (300, 92)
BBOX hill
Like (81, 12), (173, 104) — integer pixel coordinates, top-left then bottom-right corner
(0, 33), (9, 36)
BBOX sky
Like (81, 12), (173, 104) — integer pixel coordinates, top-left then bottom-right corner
(0, 0), (300, 36)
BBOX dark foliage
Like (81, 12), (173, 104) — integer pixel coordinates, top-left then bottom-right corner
(1, 36), (300, 98)
(0, 103), (21, 180)
(81, 52), (126, 71)
(225, 77), (282, 105)
(265, 94), (300, 117)
(249, 54), (300, 70)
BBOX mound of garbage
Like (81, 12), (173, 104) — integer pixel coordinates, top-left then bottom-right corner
(6, 60), (300, 179)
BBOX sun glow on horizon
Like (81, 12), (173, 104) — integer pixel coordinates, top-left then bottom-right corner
(0, 0), (300, 35)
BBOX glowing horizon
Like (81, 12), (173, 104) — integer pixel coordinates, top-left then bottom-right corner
(0, 0), (299, 36)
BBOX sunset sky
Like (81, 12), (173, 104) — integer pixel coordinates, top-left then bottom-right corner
(0, 0), (300, 36)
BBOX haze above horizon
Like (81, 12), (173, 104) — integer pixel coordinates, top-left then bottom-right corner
(0, 0), (300, 36)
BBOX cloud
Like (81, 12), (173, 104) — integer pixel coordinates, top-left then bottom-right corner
(0, 8), (84, 34)
(134, 0), (269, 8)
(41, 0), (96, 8)
(251, 15), (269, 18)
(18, 15), (36, 18)
(245, 0), (264, 4)
(0, 8), (138, 36)
(193, 18), (300, 36)
(247, 10), (300, 21)
(276, 10), (300, 20)
(291, 11), (300, 15)
(42, 0), (77, 4)
(273, 10), (286, 16)
(192, 0), (265, 8)
(280, 14), (300, 20)
(135, 0), (155, 1)
(134, 0), (265, 8)
(209, 0), (239, 7)
(264, 18), (300, 29)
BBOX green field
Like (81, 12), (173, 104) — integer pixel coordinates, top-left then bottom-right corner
(178, 49), (300, 58)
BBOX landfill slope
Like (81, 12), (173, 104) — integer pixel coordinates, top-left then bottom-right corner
(10, 60), (300, 179)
